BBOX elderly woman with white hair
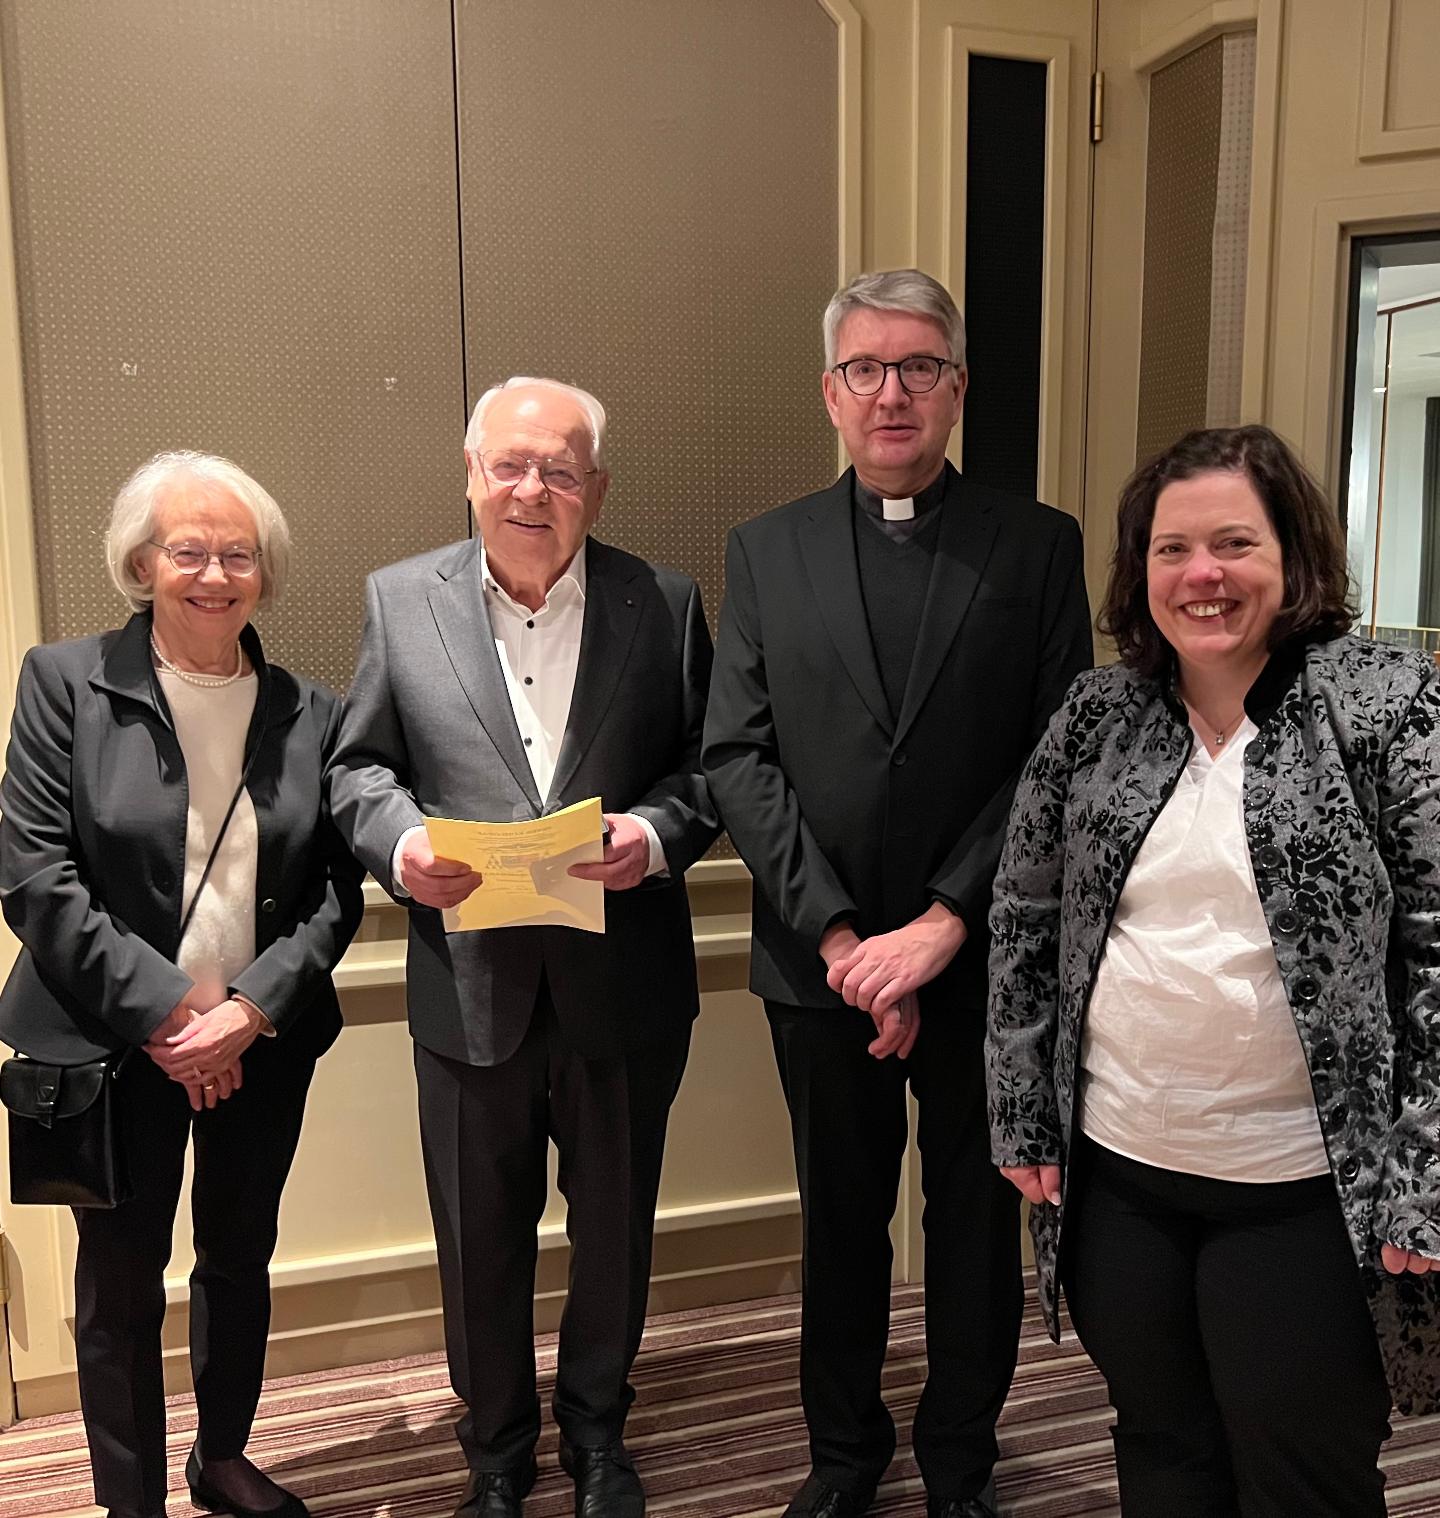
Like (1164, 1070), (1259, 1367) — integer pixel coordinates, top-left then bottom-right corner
(0, 452), (363, 1518)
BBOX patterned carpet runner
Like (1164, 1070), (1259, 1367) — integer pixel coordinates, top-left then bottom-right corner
(4, 1281), (1440, 1516)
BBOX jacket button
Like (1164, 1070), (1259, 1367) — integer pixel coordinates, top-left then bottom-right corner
(892, 751), (908, 767)
(154, 868), (174, 893)
(1314, 1037), (1338, 1067)
(260, 898), (277, 913)
(1256, 845), (1284, 872)
(1326, 1104), (1348, 1135)
(1292, 974), (1321, 1003)
(1274, 908), (1301, 935)
(1339, 1155), (1362, 1183)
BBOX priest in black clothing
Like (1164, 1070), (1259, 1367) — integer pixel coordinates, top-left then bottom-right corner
(701, 269), (1091, 1518)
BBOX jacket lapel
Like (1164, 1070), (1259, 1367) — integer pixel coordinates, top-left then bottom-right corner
(427, 540), (542, 811)
(546, 539), (643, 806)
(800, 472), (894, 738)
(893, 470), (999, 750)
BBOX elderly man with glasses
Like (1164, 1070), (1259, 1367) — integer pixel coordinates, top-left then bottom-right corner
(702, 271), (1092, 1518)
(329, 377), (717, 1518)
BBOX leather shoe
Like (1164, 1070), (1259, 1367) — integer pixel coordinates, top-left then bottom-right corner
(927, 1476), (999, 1518)
(782, 1473), (875, 1517)
(185, 1449), (310, 1518)
(455, 1457), (539, 1518)
(559, 1439), (645, 1517)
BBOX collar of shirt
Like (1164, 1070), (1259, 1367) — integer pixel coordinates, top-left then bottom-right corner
(852, 463), (950, 523)
(479, 542), (587, 619)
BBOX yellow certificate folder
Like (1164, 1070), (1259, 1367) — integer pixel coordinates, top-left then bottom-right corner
(425, 797), (606, 935)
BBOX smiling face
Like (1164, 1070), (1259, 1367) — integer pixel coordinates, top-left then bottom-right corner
(821, 308), (966, 497)
(136, 480), (262, 661)
(1146, 469), (1285, 683)
(466, 385), (609, 607)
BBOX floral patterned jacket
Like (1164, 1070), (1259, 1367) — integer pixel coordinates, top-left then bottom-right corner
(986, 634), (1440, 1414)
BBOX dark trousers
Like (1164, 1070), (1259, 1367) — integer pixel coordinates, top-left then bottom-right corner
(1062, 1136), (1392, 1518)
(413, 990), (691, 1472)
(73, 1043), (315, 1518)
(766, 997), (1022, 1500)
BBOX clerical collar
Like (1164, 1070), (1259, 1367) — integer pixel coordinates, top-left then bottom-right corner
(853, 468), (948, 523)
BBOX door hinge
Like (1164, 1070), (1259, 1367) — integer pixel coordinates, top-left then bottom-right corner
(1091, 70), (1105, 143)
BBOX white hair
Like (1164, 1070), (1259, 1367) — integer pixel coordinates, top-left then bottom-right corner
(822, 268), (967, 369)
(463, 376), (608, 469)
(105, 450), (291, 612)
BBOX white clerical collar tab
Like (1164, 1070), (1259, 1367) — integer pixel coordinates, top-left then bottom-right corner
(882, 497), (915, 521)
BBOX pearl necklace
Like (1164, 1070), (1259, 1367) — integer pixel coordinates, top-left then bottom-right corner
(150, 631), (245, 687)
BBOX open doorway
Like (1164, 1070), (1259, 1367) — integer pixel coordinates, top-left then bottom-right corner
(1339, 233), (1440, 651)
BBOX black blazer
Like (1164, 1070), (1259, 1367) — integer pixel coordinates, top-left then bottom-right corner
(702, 464), (1092, 1011)
(0, 613), (365, 1065)
(326, 536), (719, 1066)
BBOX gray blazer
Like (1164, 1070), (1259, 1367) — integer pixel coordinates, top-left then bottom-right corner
(987, 635), (1440, 1414)
(327, 536), (718, 1065)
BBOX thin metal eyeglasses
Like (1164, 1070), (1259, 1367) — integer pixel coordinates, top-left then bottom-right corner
(147, 540), (263, 577)
(481, 451), (598, 495)
(831, 354), (962, 396)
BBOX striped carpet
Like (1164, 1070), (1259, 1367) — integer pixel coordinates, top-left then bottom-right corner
(6, 1280), (1440, 1516)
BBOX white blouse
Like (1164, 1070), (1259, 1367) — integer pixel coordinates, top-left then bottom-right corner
(1079, 717), (1331, 1182)
(159, 670), (259, 1013)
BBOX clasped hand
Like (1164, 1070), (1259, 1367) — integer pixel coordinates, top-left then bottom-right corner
(1381, 1243), (1440, 1275)
(145, 999), (264, 1111)
(819, 906), (967, 1061)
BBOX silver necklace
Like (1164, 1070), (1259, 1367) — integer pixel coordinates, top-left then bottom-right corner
(150, 631), (244, 687)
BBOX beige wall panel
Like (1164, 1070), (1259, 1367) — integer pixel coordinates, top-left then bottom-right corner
(455, 0), (838, 631)
(0, 0), (466, 693)
(1258, 0), (1440, 480)
(1359, 0), (1440, 158)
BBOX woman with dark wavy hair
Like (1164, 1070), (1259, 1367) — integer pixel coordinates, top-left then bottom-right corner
(986, 424), (1440, 1515)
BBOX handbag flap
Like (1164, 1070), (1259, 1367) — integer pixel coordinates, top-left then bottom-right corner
(0, 1057), (108, 1122)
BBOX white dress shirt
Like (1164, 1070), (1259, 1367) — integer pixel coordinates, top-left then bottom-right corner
(391, 543), (665, 890)
(1079, 717), (1330, 1182)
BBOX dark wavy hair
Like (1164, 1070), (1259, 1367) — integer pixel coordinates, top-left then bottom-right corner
(1097, 425), (1355, 675)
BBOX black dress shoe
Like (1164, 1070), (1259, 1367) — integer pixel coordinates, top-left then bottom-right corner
(455, 1457), (539, 1518)
(927, 1476), (999, 1518)
(184, 1449), (310, 1518)
(781, 1473), (875, 1517)
(559, 1439), (645, 1518)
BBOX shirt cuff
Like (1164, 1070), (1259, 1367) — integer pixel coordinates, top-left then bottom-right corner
(232, 992), (276, 1037)
(391, 825), (426, 897)
(626, 813), (669, 877)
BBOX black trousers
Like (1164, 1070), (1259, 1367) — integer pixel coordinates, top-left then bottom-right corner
(73, 1043), (316, 1518)
(766, 997), (1022, 1500)
(1062, 1136), (1392, 1518)
(413, 990), (691, 1472)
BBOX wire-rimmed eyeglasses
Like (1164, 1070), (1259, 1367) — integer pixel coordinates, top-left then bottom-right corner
(147, 541), (262, 577)
(480, 451), (598, 495)
(831, 354), (962, 396)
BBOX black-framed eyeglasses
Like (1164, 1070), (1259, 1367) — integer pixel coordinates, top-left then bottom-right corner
(480, 450), (598, 495)
(147, 540), (263, 577)
(831, 354), (962, 396)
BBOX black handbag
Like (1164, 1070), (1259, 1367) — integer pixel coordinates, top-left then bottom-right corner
(0, 1053), (131, 1207)
(1, 736), (258, 1208)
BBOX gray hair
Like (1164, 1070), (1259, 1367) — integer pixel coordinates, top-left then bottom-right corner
(105, 450), (291, 612)
(464, 376), (608, 469)
(822, 269), (967, 369)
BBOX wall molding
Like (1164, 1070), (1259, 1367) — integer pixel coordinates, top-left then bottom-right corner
(1357, 0), (1440, 160)
(1130, 0), (1258, 76)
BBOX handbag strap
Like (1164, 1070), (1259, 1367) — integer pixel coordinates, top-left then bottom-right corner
(176, 684), (268, 950)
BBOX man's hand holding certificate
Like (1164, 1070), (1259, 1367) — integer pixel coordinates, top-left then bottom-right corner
(424, 797), (608, 934)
